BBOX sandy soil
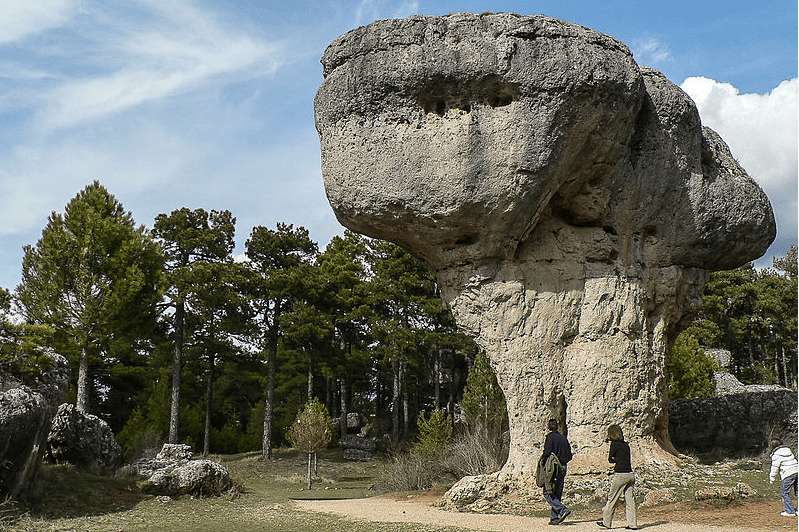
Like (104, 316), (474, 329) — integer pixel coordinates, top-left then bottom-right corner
(293, 493), (796, 532)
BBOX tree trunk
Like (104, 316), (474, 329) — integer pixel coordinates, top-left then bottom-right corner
(392, 359), (400, 444)
(313, 451), (318, 476)
(375, 365), (383, 436)
(262, 327), (277, 459)
(339, 377), (348, 437)
(401, 360), (408, 441)
(169, 299), (184, 443)
(307, 452), (313, 489)
(307, 349), (313, 403)
(76, 345), (90, 413)
(433, 344), (441, 411)
(780, 345), (789, 387)
(326, 376), (332, 415)
(448, 349), (456, 426)
(203, 352), (215, 456)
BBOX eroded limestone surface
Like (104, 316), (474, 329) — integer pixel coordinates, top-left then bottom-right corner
(314, 12), (775, 503)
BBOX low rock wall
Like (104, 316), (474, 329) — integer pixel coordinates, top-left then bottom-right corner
(668, 389), (797, 456)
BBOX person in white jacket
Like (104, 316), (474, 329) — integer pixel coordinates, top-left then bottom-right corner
(769, 439), (798, 517)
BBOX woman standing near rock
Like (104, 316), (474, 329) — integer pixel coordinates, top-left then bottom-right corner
(597, 425), (638, 530)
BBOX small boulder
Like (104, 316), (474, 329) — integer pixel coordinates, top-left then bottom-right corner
(340, 434), (377, 460)
(156, 443), (193, 462)
(47, 403), (122, 470)
(641, 487), (678, 507)
(124, 443), (232, 497)
(144, 459), (232, 496)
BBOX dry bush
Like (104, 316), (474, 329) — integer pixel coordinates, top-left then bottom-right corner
(443, 426), (508, 478)
(373, 449), (454, 493)
(373, 425), (509, 494)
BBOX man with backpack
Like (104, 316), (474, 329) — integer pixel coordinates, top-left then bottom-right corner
(539, 418), (573, 525)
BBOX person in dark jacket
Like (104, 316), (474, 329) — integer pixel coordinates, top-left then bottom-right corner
(541, 418), (572, 525)
(597, 424), (638, 529)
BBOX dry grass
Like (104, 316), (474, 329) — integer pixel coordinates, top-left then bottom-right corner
(3, 448), (472, 532)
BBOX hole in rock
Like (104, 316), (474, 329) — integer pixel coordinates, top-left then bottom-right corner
(454, 234), (477, 246)
(488, 94), (514, 107)
(603, 226), (617, 235)
(643, 225), (657, 237)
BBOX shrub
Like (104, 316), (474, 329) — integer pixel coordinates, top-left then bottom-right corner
(668, 332), (718, 398)
(443, 425), (508, 479)
(415, 410), (452, 456)
(117, 408), (163, 461)
(373, 422), (509, 494)
(287, 398), (332, 489)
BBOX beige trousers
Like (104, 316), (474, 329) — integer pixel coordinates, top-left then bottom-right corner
(602, 472), (637, 528)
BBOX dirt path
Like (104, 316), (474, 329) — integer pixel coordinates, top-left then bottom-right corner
(293, 496), (792, 532)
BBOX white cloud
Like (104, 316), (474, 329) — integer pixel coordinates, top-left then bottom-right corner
(33, 0), (282, 132)
(0, 0), (80, 45)
(633, 38), (672, 66)
(681, 77), (798, 261)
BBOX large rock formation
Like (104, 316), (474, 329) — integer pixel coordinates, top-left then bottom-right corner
(314, 12), (775, 500)
(47, 402), (123, 471)
(0, 351), (70, 498)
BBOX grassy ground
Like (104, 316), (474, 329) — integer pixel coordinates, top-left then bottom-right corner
(0, 449), (785, 532)
(2, 448), (473, 532)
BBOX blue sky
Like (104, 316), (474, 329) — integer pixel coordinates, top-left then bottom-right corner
(1, 0), (796, 291)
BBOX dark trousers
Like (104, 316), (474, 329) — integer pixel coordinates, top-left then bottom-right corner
(543, 466), (567, 522)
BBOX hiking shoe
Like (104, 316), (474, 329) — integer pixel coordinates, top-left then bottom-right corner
(597, 521), (610, 528)
(556, 508), (571, 524)
(781, 511), (797, 516)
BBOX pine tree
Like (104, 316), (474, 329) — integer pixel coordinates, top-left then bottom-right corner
(244, 223), (318, 459)
(153, 208), (235, 443)
(16, 181), (162, 415)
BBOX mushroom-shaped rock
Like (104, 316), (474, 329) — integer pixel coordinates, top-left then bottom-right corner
(314, 12), (775, 504)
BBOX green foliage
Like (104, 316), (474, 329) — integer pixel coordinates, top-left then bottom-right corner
(667, 332), (718, 399)
(14, 181), (162, 416)
(116, 408), (163, 461)
(0, 299), (54, 383)
(415, 410), (452, 456)
(686, 253), (797, 388)
(461, 352), (507, 432)
(773, 245), (797, 279)
(741, 364), (778, 386)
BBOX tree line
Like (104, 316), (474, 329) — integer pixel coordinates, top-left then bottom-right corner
(1, 182), (796, 457)
(3, 182), (478, 458)
(670, 245), (798, 398)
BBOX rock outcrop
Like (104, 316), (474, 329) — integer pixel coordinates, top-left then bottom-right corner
(669, 389), (797, 456)
(123, 443), (233, 497)
(46, 402), (122, 470)
(314, 12), (775, 502)
(341, 434), (378, 461)
(0, 350), (70, 498)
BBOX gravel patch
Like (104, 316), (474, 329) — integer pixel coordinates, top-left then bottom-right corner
(293, 496), (772, 532)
